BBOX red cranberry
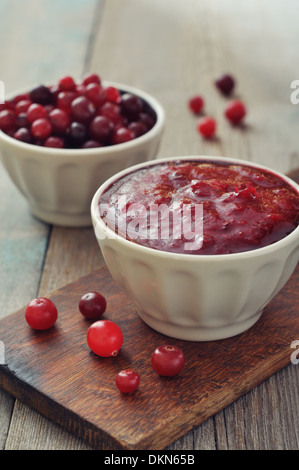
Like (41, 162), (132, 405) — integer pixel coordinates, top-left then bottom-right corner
(224, 100), (246, 125)
(89, 115), (114, 143)
(57, 91), (78, 113)
(113, 127), (135, 144)
(99, 102), (121, 123)
(11, 93), (30, 105)
(128, 121), (147, 137)
(81, 139), (103, 149)
(15, 99), (32, 114)
(31, 118), (52, 140)
(44, 136), (64, 148)
(0, 109), (16, 132)
(29, 85), (52, 105)
(139, 112), (155, 130)
(84, 83), (105, 106)
(120, 93), (143, 120)
(188, 95), (204, 114)
(82, 73), (101, 87)
(104, 86), (121, 103)
(197, 116), (216, 138)
(13, 127), (32, 144)
(27, 103), (47, 123)
(0, 101), (14, 112)
(58, 75), (76, 91)
(68, 121), (87, 145)
(79, 291), (107, 319)
(71, 96), (96, 124)
(48, 108), (70, 134)
(215, 74), (235, 96)
(15, 113), (30, 129)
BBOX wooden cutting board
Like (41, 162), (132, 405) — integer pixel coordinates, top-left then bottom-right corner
(0, 260), (298, 450)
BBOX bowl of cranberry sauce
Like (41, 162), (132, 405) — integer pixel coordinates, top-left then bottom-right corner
(91, 156), (299, 341)
(0, 73), (165, 227)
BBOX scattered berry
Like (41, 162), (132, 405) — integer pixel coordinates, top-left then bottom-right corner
(188, 95), (204, 114)
(224, 100), (246, 125)
(151, 345), (185, 377)
(215, 74), (235, 96)
(197, 116), (216, 138)
(87, 320), (123, 357)
(115, 369), (140, 394)
(79, 291), (107, 319)
(25, 297), (58, 330)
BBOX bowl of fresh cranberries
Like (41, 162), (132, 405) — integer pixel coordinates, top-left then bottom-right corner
(91, 155), (299, 341)
(0, 73), (165, 226)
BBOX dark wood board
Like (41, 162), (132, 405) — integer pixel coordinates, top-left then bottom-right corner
(0, 260), (298, 450)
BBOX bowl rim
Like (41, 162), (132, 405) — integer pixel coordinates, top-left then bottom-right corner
(91, 154), (299, 261)
(0, 80), (165, 156)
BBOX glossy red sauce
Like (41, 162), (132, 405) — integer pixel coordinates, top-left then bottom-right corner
(99, 161), (299, 254)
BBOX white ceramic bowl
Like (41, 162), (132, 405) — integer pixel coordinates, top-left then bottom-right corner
(91, 155), (299, 341)
(0, 81), (165, 226)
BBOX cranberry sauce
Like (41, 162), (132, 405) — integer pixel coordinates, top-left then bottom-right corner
(99, 161), (299, 255)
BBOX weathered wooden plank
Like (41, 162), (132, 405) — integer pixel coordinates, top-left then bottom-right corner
(0, 0), (101, 451)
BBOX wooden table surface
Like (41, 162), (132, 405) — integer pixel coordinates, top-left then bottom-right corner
(0, 0), (298, 450)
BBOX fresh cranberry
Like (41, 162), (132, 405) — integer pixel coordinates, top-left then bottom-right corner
(71, 96), (96, 123)
(58, 75), (76, 91)
(104, 86), (121, 103)
(44, 136), (64, 148)
(99, 102), (121, 123)
(128, 121), (147, 137)
(48, 108), (70, 133)
(11, 93), (30, 105)
(113, 127), (135, 144)
(25, 297), (58, 330)
(29, 85), (52, 105)
(13, 127), (32, 144)
(224, 100), (246, 125)
(82, 73), (101, 87)
(57, 91), (78, 113)
(151, 345), (185, 377)
(215, 74), (235, 96)
(115, 370), (140, 394)
(27, 103), (47, 123)
(197, 116), (216, 138)
(87, 320), (123, 357)
(0, 101), (14, 112)
(188, 95), (204, 114)
(15, 113), (30, 129)
(81, 139), (103, 148)
(139, 112), (155, 130)
(84, 83), (105, 106)
(0, 109), (16, 132)
(15, 99), (32, 114)
(79, 291), (107, 319)
(31, 118), (52, 140)
(120, 93), (143, 120)
(68, 121), (87, 146)
(89, 115), (114, 143)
